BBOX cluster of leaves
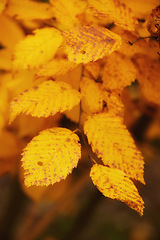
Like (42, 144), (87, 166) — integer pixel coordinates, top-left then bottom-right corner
(0, 0), (160, 216)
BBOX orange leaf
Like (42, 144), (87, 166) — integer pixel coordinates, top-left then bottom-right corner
(132, 54), (160, 105)
(62, 25), (122, 63)
(88, 0), (138, 31)
(90, 164), (144, 215)
(102, 52), (137, 92)
(0, 0), (6, 13)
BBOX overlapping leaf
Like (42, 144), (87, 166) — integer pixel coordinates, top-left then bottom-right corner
(84, 113), (145, 184)
(10, 80), (81, 122)
(80, 77), (104, 114)
(0, 86), (8, 132)
(132, 54), (160, 105)
(5, 0), (55, 20)
(103, 92), (124, 117)
(13, 27), (63, 69)
(62, 25), (122, 63)
(50, 0), (86, 30)
(37, 59), (77, 77)
(84, 61), (101, 80)
(102, 52), (137, 92)
(90, 164), (144, 215)
(0, 14), (24, 50)
(21, 127), (81, 186)
(88, 0), (138, 31)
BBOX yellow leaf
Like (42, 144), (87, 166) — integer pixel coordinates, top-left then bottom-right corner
(5, 0), (55, 20)
(80, 77), (104, 114)
(103, 92), (124, 117)
(84, 113), (145, 184)
(2, 70), (35, 98)
(64, 105), (80, 123)
(0, 85), (8, 132)
(10, 80), (81, 122)
(21, 127), (81, 186)
(0, 14), (24, 50)
(132, 54), (160, 105)
(88, 0), (138, 31)
(37, 59), (77, 78)
(50, 0), (86, 30)
(62, 25), (122, 63)
(0, 48), (12, 71)
(55, 64), (82, 90)
(84, 61), (101, 79)
(90, 164), (144, 215)
(0, 0), (6, 13)
(13, 27), (63, 69)
(102, 52), (137, 92)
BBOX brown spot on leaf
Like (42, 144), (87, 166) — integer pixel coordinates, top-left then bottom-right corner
(33, 86), (39, 90)
(37, 161), (43, 166)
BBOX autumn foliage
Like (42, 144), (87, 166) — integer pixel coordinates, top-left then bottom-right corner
(0, 0), (160, 217)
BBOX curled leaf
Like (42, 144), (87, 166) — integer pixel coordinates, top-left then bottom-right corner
(10, 80), (81, 122)
(62, 25), (122, 63)
(90, 164), (144, 215)
(22, 127), (81, 186)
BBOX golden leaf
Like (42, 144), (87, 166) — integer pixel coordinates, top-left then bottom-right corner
(112, 26), (159, 59)
(102, 52), (137, 92)
(21, 127), (81, 186)
(55, 64), (82, 90)
(122, 0), (160, 19)
(5, 0), (55, 20)
(62, 25), (122, 63)
(132, 54), (160, 105)
(103, 92), (124, 117)
(88, 0), (138, 31)
(90, 164), (144, 215)
(50, 0), (86, 30)
(37, 59), (77, 78)
(0, 0), (6, 13)
(0, 49), (12, 71)
(13, 27), (63, 69)
(10, 80), (81, 123)
(0, 85), (8, 132)
(80, 77), (104, 114)
(84, 113), (145, 184)
(84, 61), (101, 79)
(0, 14), (24, 50)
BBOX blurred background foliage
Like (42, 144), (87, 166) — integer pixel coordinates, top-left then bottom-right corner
(0, 0), (160, 239)
(1, 81), (160, 240)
